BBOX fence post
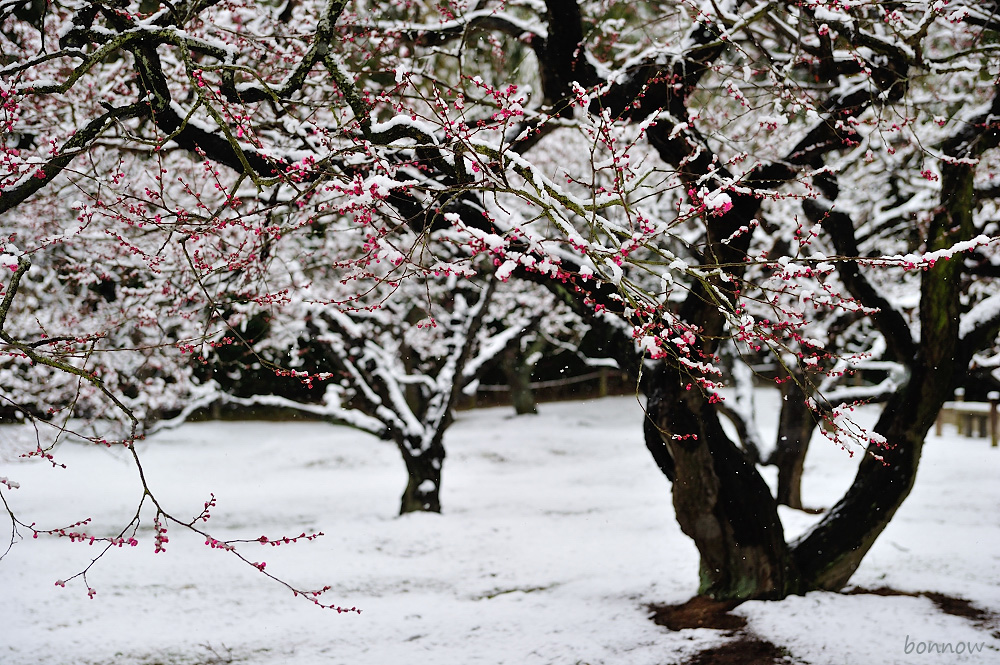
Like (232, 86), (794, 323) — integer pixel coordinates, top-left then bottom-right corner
(989, 391), (998, 448)
(955, 388), (966, 435)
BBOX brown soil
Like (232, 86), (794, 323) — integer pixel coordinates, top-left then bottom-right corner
(648, 596), (746, 632)
(648, 597), (798, 664)
(845, 586), (998, 630)
(681, 636), (797, 665)
(649, 587), (998, 665)
(923, 591), (993, 624)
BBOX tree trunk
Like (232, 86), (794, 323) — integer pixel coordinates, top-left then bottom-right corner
(397, 434), (445, 514)
(648, 356), (952, 599)
(645, 365), (800, 600)
(769, 374), (818, 510)
(501, 343), (537, 415)
(791, 370), (944, 589)
(791, 159), (974, 590)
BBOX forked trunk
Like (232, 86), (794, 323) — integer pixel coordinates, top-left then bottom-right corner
(647, 357), (953, 600)
(649, 363), (950, 600)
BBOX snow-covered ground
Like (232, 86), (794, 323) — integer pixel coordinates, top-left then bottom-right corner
(2, 392), (998, 664)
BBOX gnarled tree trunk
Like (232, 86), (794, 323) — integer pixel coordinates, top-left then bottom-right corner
(791, 155), (976, 590)
(645, 364), (801, 600)
(791, 380), (939, 589)
(641, 158), (978, 600)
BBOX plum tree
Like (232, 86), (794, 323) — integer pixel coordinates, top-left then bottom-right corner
(2, 0), (999, 605)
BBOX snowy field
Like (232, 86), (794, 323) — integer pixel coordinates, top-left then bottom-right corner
(2, 392), (999, 665)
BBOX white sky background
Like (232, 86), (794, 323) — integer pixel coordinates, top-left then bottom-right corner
(1, 392), (998, 664)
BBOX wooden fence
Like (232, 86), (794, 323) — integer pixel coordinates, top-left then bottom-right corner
(935, 390), (999, 447)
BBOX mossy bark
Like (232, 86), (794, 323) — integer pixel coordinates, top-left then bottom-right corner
(501, 344), (537, 415)
(647, 161), (978, 600)
(646, 365), (801, 600)
(791, 160), (975, 589)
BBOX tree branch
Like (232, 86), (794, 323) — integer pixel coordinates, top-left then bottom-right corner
(0, 103), (148, 216)
(801, 199), (917, 363)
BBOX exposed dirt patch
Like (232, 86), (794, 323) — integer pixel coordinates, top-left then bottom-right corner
(680, 635), (798, 665)
(648, 595), (746, 632)
(649, 597), (800, 664)
(924, 591), (994, 625)
(652, 587), (999, 664)
(845, 586), (999, 629)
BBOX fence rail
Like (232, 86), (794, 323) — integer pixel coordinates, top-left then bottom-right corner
(935, 390), (999, 447)
(464, 368), (634, 409)
(475, 370), (614, 392)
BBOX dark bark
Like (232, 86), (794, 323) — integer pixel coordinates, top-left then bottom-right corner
(790, 361), (953, 589)
(589, 29), (917, 599)
(398, 433), (445, 514)
(623, 52), (971, 601)
(804, 201), (917, 364)
(0, 103), (148, 216)
(539, 0), (599, 113)
(645, 365), (799, 599)
(770, 373), (819, 510)
(638, 175), (793, 598)
(501, 344), (537, 415)
(630, 75), (916, 598)
(792, 143), (981, 590)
